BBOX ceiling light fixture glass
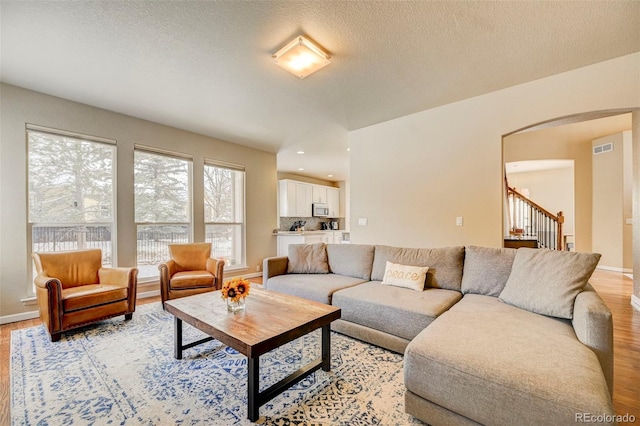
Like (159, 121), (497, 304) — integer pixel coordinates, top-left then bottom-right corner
(272, 35), (331, 79)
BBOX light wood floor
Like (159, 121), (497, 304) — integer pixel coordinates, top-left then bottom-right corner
(1, 272), (638, 424)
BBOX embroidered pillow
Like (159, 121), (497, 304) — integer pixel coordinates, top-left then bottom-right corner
(381, 261), (429, 291)
(287, 243), (329, 274)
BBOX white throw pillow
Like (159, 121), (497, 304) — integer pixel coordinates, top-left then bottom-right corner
(381, 261), (429, 291)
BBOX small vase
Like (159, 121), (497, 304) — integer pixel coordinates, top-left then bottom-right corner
(227, 298), (246, 312)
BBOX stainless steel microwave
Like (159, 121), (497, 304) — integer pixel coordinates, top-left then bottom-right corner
(312, 203), (329, 217)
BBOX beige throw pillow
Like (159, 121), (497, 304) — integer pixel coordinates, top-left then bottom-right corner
(498, 248), (601, 319)
(287, 243), (329, 274)
(381, 261), (429, 291)
(461, 246), (517, 296)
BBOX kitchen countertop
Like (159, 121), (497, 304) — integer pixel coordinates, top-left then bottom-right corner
(273, 230), (344, 235)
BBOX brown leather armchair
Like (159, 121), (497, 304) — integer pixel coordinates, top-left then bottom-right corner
(32, 249), (138, 342)
(158, 242), (225, 307)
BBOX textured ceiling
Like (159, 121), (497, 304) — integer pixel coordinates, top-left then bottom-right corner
(2, 1), (639, 181)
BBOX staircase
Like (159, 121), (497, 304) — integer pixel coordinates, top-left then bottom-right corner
(506, 185), (565, 251)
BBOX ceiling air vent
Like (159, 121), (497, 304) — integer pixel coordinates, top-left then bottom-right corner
(593, 142), (613, 155)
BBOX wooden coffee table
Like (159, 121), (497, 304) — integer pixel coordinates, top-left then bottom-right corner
(164, 288), (341, 422)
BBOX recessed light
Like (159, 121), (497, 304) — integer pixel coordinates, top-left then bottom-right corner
(272, 35), (331, 79)
(298, 168), (305, 171)
(296, 151), (305, 155)
(347, 148), (350, 152)
(327, 174), (333, 178)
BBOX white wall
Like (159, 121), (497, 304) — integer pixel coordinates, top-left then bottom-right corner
(592, 131), (633, 270)
(0, 84), (278, 318)
(349, 53), (640, 249)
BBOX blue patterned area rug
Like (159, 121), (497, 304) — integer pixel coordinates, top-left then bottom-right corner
(11, 302), (423, 425)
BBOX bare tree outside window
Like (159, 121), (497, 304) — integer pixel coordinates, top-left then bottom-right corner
(204, 163), (245, 268)
(134, 150), (192, 279)
(28, 130), (115, 293)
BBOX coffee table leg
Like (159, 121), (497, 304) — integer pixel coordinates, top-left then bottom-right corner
(248, 356), (260, 421)
(321, 324), (331, 371)
(174, 316), (183, 360)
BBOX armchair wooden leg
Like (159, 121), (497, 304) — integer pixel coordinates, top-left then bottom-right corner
(125, 313), (133, 321)
(50, 332), (61, 342)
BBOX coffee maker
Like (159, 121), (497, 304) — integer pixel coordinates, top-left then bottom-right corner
(331, 221), (339, 230)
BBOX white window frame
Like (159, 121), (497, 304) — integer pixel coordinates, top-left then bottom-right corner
(204, 160), (246, 271)
(134, 146), (193, 281)
(27, 125), (117, 296)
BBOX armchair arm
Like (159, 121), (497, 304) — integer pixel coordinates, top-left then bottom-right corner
(99, 267), (138, 312)
(34, 274), (61, 290)
(33, 274), (63, 336)
(99, 267), (137, 288)
(206, 258), (225, 290)
(159, 259), (178, 278)
(262, 256), (289, 286)
(572, 283), (613, 396)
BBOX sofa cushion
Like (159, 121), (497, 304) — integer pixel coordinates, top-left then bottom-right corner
(499, 248), (601, 319)
(405, 294), (614, 426)
(371, 245), (464, 291)
(332, 281), (462, 341)
(326, 244), (375, 280)
(461, 246), (516, 296)
(287, 243), (329, 274)
(266, 273), (365, 304)
(381, 261), (429, 291)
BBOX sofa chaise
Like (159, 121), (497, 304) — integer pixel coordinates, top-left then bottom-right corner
(263, 243), (615, 426)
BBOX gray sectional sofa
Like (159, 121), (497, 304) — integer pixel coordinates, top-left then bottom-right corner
(263, 243), (615, 426)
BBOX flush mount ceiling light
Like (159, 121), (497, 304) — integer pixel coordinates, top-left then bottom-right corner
(272, 35), (331, 79)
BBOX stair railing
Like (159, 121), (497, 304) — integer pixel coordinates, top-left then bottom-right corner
(507, 186), (564, 250)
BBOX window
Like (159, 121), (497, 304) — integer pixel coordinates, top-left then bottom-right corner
(134, 148), (192, 280)
(28, 127), (116, 293)
(204, 162), (245, 269)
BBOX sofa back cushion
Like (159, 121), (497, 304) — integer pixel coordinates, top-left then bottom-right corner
(499, 248), (601, 319)
(371, 245), (465, 291)
(326, 244), (375, 280)
(287, 243), (329, 274)
(461, 246), (517, 297)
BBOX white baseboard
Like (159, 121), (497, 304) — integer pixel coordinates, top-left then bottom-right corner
(596, 265), (634, 273)
(137, 289), (160, 299)
(0, 310), (40, 325)
(632, 294), (640, 312)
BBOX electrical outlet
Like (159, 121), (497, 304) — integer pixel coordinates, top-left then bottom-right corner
(456, 217), (463, 226)
(256, 262), (262, 272)
(358, 218), (368, 226)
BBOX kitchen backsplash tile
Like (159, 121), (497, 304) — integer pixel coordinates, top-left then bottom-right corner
(279, 217), (345, 231)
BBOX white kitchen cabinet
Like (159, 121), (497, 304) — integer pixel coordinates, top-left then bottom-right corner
(279, 180), (312, 217)
(277, 235), (304, 256)
(312, 185), (328, 204)
(276, 233), (327, 256)
(327, 187), (340, 217)
(279, 179), (341, 218)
